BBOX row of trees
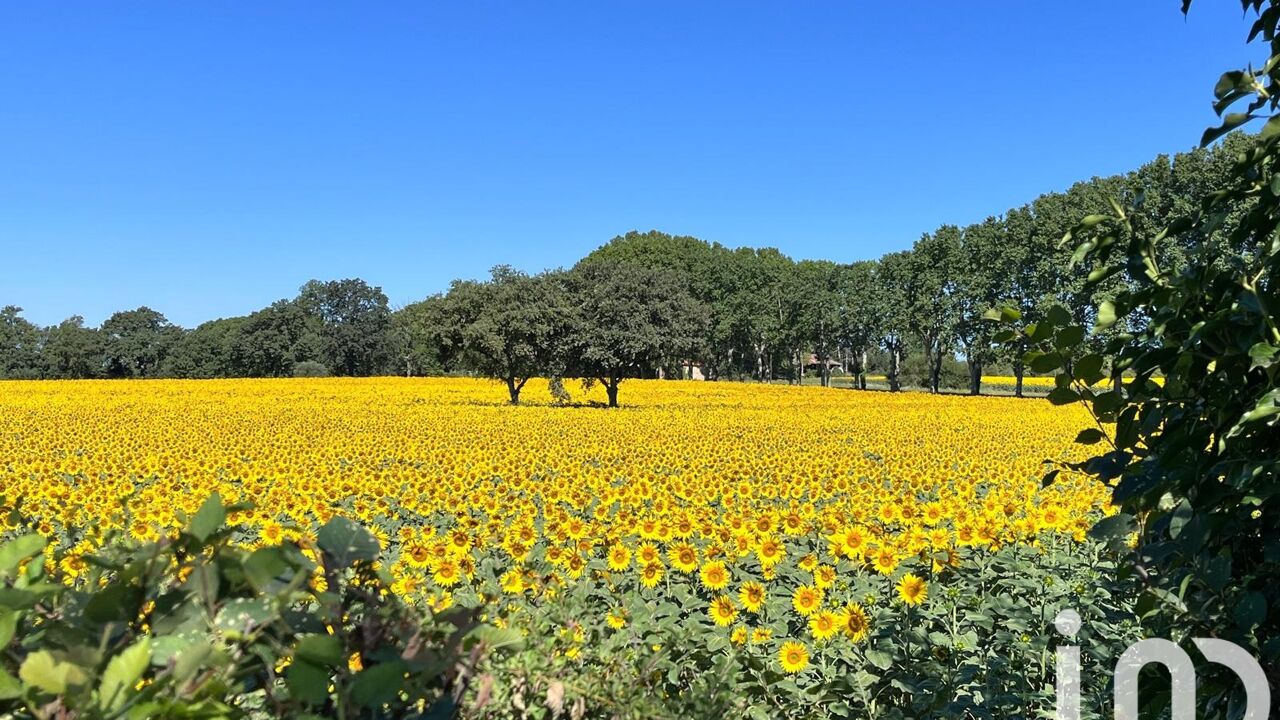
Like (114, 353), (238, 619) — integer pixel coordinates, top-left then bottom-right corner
(399, 132), (1254, 401)
(0, 132), (1255, 401)
(394, 262), (700, 406)
(0, 279), (394, 381)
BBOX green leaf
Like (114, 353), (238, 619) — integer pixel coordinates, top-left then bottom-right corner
(1029, 352), (1063, 374)
(86, 583), (144, 624)
(1073, 354), (1105, 384)
(1087, 265), (1122, 285)
(1055, 325), (1085, 350)
(1200, 112), (1255, 146)
(1045, 305), (1072, 327)
(1169, 500), (1193, 540)
(172, 642), (216, 683)
(189, 493), (226, 542)
(1088, 514), (1135, 541)
(1203, 553), (1232, 592)
(243, 546), (290, 593)
(1237, 388), (1280, 426)
(0, 667), (20, 700)
(1233, 592), (1266, 631)
(982, 306), (1021, 323)
(1248, 342), (1277, 370)
(0, 609), (17, 649)
(1213, 70), (1248, 99)
(1027, 323), (1054, 343)
(184, 562), (220, 609)
(1047, 386), (1080, 406)
(1261, 114), (1280, 140)
(286, 660), (331, 706)
(98, 636), (152, 712)
(467, 625), (526, 652)
(350, 660), (407, 708)
(1074, 428), (1106, 445)
(864, 649), (893, 670)
(0, 588), (37, 610)
(317, 516), (380, 568)
(294, 634), (343, 667)
(1096, 301), (1118, 330)
(214, 598), (275, 635)
(20, 650), (90, 695)
(0, 534), (46, 580)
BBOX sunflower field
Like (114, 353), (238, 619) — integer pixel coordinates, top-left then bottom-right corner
(0, 378), (1140, 718)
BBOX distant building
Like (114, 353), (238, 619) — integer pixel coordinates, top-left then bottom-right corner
(804, 353), (843, 373)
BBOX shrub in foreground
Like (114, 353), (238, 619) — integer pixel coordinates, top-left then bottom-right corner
(0, 494), (518, 719)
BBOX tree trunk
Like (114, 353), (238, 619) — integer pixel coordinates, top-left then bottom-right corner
(506, 376), (521, 405)
(859, 349), (868, 390)
(968, 360), (982, 396)
(930, 350), (944, 394)
(606, 379), (619, 408)
(888, 347), (902, 392)
(1014, 351), (1025, 398)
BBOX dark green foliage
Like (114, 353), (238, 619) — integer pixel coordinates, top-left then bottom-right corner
(101, 307), (182, 379)
(437, 267), (574, 404)
(565, 259), (706, 407)
(994, 0), (1280, 708)
(298, 279), (392, 377)
(899, 353), (968, 392)
(41, 316), (104, 379)
(0, 307), (44, 379)
(902, 228), (961, 394)
(229, 300), (324, 378)
(0, 495), (512, 718)
(387, 296), (448, 377)
(291, 360), (330, 378)
(873, 252), (912, 392)
(163, 317), (244, 379)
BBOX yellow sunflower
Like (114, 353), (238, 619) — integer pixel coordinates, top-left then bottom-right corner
(896, 573), (927, 606)
(791, 585), (823, 617)
(778, 640), (809, 673)
(708, 595), (738, 627)
(699, 560), (730, 591)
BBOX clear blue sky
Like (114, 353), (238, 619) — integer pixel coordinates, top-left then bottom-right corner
(0, 2), (1257, 327)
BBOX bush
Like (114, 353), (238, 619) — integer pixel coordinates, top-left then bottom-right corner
(292, 361), (330, 378)
(0, 494), (516, 718)
(900, 353), (968, 390)
(548, 375), (573, 405)
(999, 1), (1280, 700)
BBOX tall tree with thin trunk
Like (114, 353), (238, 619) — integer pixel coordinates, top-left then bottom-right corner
(874, 252), (912, 392)
(953, 218), (1008, 395)
(835, 261), (881, 390)
(904, 228), (960, 393)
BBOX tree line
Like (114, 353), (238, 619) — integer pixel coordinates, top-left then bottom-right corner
(0, 132), (1256, 404)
